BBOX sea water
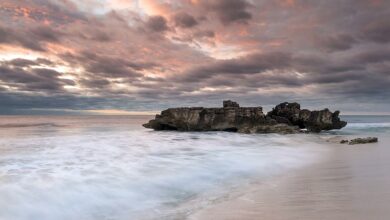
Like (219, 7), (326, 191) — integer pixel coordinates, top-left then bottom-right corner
(0, 115), (388, 220)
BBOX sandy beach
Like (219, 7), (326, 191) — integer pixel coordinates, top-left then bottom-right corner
(190, 134), (390, 220)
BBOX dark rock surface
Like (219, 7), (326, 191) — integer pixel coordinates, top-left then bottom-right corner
(348, 137), (378, 145)
(223, 100), (240, 108)
(143, 100), (347, 134)
(267, 102), (347, 132)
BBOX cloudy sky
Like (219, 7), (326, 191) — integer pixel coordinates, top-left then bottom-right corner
(0, 0), (389, 114)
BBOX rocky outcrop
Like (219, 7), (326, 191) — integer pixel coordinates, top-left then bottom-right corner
(347, 137), (378, 145)
(267, 102), (347, 132)
(143, 100), (347, 134)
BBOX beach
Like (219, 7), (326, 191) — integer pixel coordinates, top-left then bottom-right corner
(190, 133), (390, 220)
(2, 0), (389, 219)
(0, 115), (389, 220)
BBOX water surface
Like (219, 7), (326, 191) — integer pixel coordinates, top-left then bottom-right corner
(0, 115), (387, 220)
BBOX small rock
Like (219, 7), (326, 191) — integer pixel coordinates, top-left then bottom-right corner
(340, 140), (349, 144)
(349, 137), (378, 145)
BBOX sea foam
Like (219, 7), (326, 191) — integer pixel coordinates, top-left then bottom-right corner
(0, 116), (326, 220)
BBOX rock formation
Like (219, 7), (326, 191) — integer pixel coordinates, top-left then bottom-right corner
(348, 137), (378, 145)
(267, 102), (347, 132)
(143, 100), (347, 134)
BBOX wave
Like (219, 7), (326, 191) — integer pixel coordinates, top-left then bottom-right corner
(347, 122), (390, 128)
(0, 129), (325, 220)
(339, 122), (390, 134)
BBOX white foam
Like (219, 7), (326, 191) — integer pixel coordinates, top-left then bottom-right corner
(0, 118), (326, 220)
(347, 123), (390, 128)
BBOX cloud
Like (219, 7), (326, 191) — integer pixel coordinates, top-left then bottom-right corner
(173, 12), (198, 28)
(3, 58), (38, 67)
(0, 25), (63, 51)
(200, 0), (253, 24)
(60, 51), (154, 79)
(179, 51), (292, 82)
(318, 34), (357, 52)
(79, 78), (111, 88)
(361, 20), (390, 43)
(0, 0), (389, 113)
(0, 63), (75, 92)
(1, 58), (54, 67)
(146, 15), (169, 32)
(194, 30), (215, 38)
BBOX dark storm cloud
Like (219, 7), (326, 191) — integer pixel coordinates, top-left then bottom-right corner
(146, 16), (169, 32)
(79, 30), (112, 42)
(173, 12), (198, 28)
(305, 71), (366, 84)
(0, 64), (74, 92)
(0, 26), (43, 51)
(205, 71), (303, 88)
(194, 30), (215, 38)
(79, 78), (111, 88)
(0, 26), (10, 43)
(0, 66), (42, 84)
(292, 55), (364, 75)
(318, 34), (357, 52)
(352, 48), (390, 64)
(36, 58), (54, 66)
(0, 25), (63, 51)
(30, 26), (61, 42)
(2, 58), (55, 68)
(172, 43), (389, 103)
(60, 52), (156, 79)
(201, 0), (253, 24)
(3, 58), (38, 67)
(180, 51), (292, 82)
(86, 60), (140, 78)
(316, 74), (390, 100)
(361, 20), (390, 43)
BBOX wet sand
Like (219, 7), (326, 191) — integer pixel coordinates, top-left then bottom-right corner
(189, 135), (390, 220)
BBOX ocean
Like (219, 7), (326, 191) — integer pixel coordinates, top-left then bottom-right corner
(0, 115), (388, 220)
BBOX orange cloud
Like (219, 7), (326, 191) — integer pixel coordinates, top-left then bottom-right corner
(139, 0), (173, 16)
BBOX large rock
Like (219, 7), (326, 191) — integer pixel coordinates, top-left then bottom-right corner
(267, 102), (301, 126)
(143, 105), (282, 133)
(143, 101), (347, 134)
(267, 102), (347, 132)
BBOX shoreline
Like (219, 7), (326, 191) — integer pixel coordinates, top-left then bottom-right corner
(188, 134), (390, 220)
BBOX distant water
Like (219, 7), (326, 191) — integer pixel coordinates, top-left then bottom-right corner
(339, 115), (390, 134)
(0, 115), (388, 220)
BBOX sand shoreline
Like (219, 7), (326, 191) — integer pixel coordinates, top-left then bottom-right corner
(189, 134), (390, 220)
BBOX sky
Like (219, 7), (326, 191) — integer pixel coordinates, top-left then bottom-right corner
(0, 0), (389, 115)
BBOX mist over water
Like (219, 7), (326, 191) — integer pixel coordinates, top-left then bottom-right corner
(0, 115), (385, 220)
